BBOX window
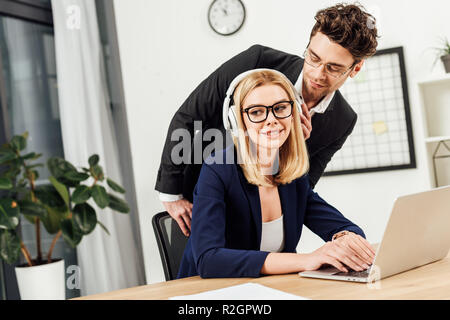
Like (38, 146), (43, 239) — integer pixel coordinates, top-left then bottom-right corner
(0, 0), (79, 300)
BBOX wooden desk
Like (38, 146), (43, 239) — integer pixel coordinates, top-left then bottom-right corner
(77, 252), (450, 300)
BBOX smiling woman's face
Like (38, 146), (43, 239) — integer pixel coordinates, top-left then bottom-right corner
(241, 84), (292, 151)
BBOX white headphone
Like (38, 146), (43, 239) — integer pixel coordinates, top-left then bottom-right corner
(222, 68), (303, 138)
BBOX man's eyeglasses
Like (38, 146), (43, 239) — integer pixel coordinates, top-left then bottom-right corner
(302, 49), (357, 79)
(242, 101), (293, 123)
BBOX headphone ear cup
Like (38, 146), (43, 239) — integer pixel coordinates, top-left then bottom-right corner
(228, 105), (239, 138)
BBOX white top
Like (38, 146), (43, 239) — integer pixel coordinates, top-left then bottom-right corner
(260, 215), (285, 252)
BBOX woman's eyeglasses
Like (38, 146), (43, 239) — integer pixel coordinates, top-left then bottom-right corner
(242, 101), (293, 123)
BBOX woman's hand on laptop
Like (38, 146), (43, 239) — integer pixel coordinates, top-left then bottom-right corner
(302, 234), (376, 273)
(332, 232), (376, 270)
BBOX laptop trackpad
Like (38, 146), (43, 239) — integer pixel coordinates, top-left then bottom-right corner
(299, 266), (341, 277)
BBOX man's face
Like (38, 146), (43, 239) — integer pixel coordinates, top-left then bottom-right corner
(302, 31), (364, 102)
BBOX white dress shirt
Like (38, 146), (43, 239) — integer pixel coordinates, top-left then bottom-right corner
(294, 70), (335, 117)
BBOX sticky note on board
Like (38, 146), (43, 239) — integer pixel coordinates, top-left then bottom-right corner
(373, 121), (388, 135)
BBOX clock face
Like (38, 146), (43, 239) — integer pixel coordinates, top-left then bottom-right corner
(208, 0), (246, 36)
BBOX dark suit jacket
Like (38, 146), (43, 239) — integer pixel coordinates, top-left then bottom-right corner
(156, 44), (357, 201)
(177, 146), (365, 279)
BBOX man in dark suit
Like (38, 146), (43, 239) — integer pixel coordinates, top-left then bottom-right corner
(156, 3), (379, 236)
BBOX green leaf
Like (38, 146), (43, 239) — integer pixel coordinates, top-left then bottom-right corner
(47, 157), (80, 187)
(97, 220), (110, 236)
(0, 178), (13, 190)
(72, 185), (91, 204)
(73, 203), (97, 235)
(41, 205), (67, 234)
(0, 229), (21, 265)
(49, 176), (70, 207)
(47, 157), (77, 178)
(0, 152), (16, 164)
(106, 178), (125, 194)
(0, 199), (20, 230)
(34, 185), (67, 209)
(88, 154), (99, 167)
(63, 170), (89, 182)
(107, 193), (130, 214)
(91, 185), (109, 209)
(17, 200), (47, 219)
(10, 135), (26, 152)
(20, 152), (42, 160)
(61, 219), (83, 248)
(91, 164), (104, 181)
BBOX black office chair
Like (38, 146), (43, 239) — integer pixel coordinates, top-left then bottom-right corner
(152, 211), (189, 281)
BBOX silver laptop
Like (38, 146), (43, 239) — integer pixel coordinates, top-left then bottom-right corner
(299, 186), (450, 283)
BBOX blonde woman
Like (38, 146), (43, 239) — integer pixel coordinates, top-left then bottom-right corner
(177, 70), (375, 279)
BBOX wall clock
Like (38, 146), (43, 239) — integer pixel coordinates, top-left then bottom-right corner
(208, 0), (246, 36)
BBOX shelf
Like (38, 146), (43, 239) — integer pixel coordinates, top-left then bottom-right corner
(418, 73), (450, 187)
(425, 136), (450, 143)
(417, 77), (450, 138)
(417, 73), (450, 86)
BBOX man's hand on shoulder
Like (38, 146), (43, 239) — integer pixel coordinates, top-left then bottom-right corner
(162, 199), (193, 237)
(300, 102), (312, 140)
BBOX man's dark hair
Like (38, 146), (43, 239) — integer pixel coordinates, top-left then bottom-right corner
(310, 2), (379, 61)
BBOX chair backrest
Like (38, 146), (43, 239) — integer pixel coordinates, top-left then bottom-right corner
(152, 211), (189, 281)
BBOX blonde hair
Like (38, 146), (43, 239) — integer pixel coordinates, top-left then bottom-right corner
(233, 70), (309, 187)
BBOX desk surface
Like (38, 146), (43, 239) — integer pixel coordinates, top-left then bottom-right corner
(77, 251), (450, 300)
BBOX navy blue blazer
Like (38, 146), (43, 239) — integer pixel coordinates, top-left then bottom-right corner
(177, 147), (365, 279)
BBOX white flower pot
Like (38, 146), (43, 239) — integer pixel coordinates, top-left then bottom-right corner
(15, 259), (66, 300)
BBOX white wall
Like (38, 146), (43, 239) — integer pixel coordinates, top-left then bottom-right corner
(112, 0), (450, 284)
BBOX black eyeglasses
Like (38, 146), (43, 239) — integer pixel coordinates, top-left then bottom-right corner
(242, 101), (293, 123)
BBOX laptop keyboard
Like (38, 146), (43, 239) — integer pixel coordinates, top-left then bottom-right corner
(333, 269), (371, 278)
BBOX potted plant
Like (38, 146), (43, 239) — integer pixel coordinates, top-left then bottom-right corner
(0, 132), (130, 300)
(433, 36), (450, 73)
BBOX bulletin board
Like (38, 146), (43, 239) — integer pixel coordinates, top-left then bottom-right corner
(324, 47), (416, 176)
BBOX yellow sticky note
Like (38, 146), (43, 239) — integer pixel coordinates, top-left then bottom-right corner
(373, 121), (388, 135)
